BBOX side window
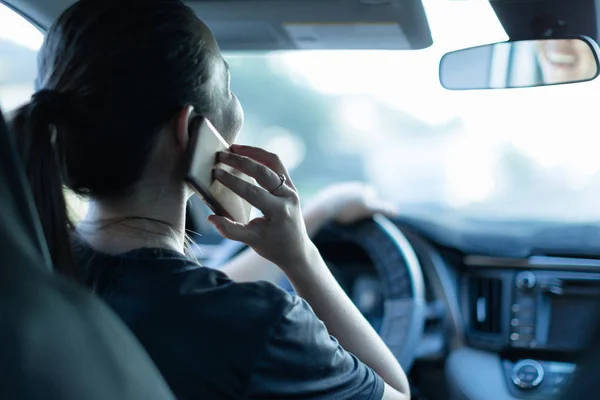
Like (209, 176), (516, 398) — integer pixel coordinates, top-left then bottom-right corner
(0, 4), (89, 220)
(0, 3), (42, 112)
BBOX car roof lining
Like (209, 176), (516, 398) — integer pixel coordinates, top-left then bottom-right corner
(2, 0), (433, 50)
(490, 0), (598, 41)
(6, 0), (600, 51)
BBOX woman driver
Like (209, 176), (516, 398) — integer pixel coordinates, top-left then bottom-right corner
(12, 0), (409, 399)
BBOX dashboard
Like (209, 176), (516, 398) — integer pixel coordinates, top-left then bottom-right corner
(311, 215), (600, 400)
(455, 256), (600, 400)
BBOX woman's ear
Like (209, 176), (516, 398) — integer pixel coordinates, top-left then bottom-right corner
(174, 105), (195, 150)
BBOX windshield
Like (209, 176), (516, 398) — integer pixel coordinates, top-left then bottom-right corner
(2, 0), (600, 223)
(225, 1), (600, 223)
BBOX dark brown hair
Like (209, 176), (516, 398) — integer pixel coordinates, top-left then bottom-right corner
(11, 0), (218, 278)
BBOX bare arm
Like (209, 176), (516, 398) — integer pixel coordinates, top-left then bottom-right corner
(283, 243), (410, 399)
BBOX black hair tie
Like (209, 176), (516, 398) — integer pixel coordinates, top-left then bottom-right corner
(30, 89), (72, 121)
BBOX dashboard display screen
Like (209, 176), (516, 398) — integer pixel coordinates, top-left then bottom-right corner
(547, 296), (600, 350)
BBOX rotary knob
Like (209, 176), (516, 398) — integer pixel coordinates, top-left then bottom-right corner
(515, 271), (536, 290)
(511, 359), (544, 390)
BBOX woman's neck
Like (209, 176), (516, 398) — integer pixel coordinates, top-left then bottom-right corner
(77, 185), (188, 255)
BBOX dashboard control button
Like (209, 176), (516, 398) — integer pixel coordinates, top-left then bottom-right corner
(512, 359), (544, 389)
(515, 271), (536, 290)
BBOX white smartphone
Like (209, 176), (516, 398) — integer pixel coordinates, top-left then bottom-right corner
(184, 117), (254, 224)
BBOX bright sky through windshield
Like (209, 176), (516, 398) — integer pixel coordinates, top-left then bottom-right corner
(0, 4), (42, 50)
(276, 0), (507, 124)
(254, 0), (600, 215)
(261, 0), (512, 207)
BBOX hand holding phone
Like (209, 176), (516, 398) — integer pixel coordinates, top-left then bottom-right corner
(185, 117), (254, 224)
(208, 144), (317, 273)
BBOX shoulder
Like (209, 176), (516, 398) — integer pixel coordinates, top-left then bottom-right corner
(177, 270), (385, 399)
(172, 265), (299, 343)
(245, 288), (386, 400)
(74, 239), (296, 340)
(178, 265), (295, 317)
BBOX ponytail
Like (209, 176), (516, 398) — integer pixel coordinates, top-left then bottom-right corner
(11, 90), (78, 280)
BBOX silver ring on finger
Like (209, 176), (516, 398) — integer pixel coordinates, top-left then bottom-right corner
(269, 174), (287, 195)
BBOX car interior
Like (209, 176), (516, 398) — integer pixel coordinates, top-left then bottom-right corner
(2, 0), (600, 399)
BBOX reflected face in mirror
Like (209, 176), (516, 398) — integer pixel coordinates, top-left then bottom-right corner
(535, 39), (597, 84)
(439, 37), (599, 90)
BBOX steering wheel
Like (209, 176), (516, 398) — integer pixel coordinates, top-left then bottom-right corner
(209, 214), (426, 371)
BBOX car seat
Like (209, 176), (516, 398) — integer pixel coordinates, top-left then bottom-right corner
(0, 106), (175, 400)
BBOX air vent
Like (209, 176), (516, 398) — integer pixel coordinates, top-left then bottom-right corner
(469, 277), (503, 334)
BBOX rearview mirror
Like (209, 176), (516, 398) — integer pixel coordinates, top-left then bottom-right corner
(439, 37), (600, 90)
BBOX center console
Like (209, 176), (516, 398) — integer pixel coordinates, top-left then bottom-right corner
(502, 358), (575, 398)
(457, 257), (600, 399)
(510, 270), (600, 351)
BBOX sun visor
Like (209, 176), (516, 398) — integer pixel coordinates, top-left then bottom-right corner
(189, 0), (433, 50)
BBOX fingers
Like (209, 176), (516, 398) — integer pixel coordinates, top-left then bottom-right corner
(214, 168), (278, 215)
(230, 144), (297, 191)
(208, 215), (258, 243)
(218, 151), (294, 196)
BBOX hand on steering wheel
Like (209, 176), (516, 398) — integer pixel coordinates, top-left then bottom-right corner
(208, 144), (314, 272)
(307, 182), (398, 225)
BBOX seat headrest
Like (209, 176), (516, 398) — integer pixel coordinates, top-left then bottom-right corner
(0, 108), (52, 275)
